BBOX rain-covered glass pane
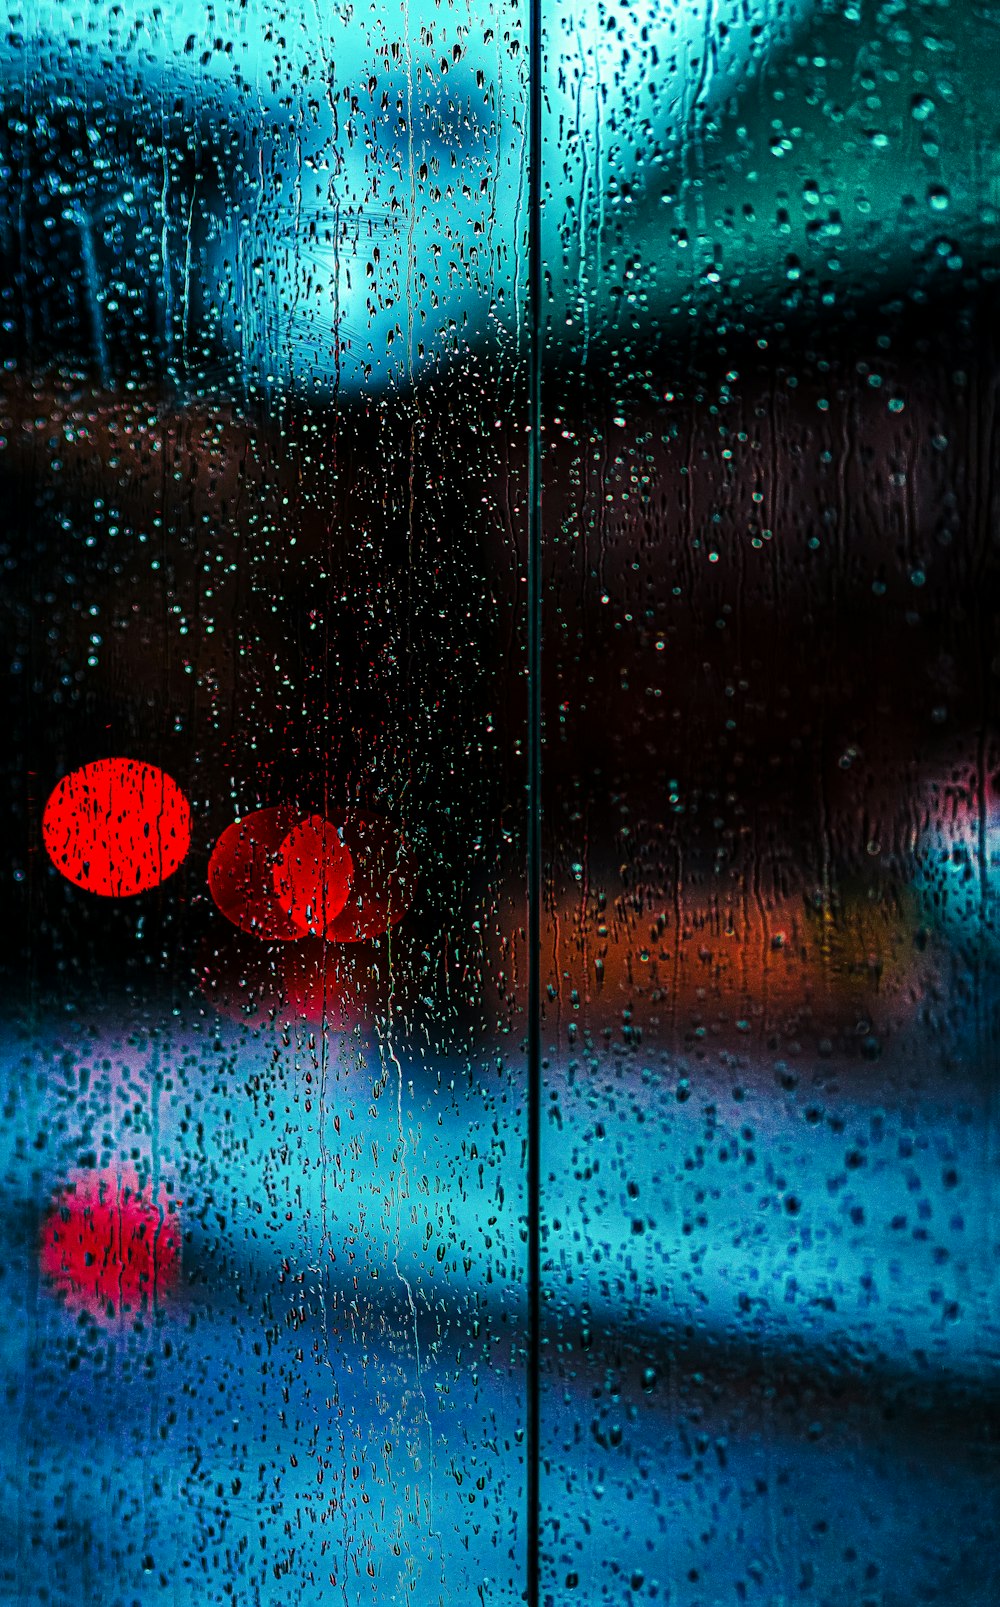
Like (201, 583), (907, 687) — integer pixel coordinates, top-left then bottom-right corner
(5, 0), (1000, 1600)
(539, 0), (1000, 1600)
(1, 1), (530, 1601)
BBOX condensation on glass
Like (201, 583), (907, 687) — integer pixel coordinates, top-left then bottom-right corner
(3, 0), (1000, 1602)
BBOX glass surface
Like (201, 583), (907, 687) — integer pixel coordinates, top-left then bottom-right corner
(3, 0), (1000, 1601)
(538, 0), (1000, 1601)
(1, 2), (529, 1602)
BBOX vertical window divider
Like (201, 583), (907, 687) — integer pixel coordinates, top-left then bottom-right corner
(526, 0), (543, 1594)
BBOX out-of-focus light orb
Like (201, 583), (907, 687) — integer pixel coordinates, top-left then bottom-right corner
(207, 806), (417, 944)
(42, 757), (191, 897)
(207, 804), (308, 940)
(273, 814), (353, 936)
(39, 1168), (180, 1323)
(325, 811), (417, 941)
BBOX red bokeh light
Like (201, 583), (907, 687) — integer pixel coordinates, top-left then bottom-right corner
(42, 757), (191, 897)
(272, 815), (353, 936)
(39, 1168), (180, 1323)
(206, 804), (416, 945)
(207, 804), (307, 939)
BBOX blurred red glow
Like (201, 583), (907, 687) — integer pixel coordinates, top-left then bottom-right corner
(39, 1168), (180, 1323)
(42, 757), (191, 897)
(272, 815), (353, 936)
(198, 933), (371, 1032)
(207, 804), (307, 939)
(206, 804), (416, 945)
(282, 939), (370, 1031)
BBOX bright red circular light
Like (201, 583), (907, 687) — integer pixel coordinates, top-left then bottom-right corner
(324, 812), (418, 941)
(39, 1168), (180, 1323)
(272, 815), (353, 936)
(207, 805), (307, 940)
(42, 757), (191, 897)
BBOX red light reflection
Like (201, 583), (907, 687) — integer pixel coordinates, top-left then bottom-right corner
(39, 1168), (180, 1323)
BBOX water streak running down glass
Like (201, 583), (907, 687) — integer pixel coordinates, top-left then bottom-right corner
(2, 0), (1000, 1601)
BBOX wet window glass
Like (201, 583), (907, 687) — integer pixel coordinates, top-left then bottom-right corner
(3, 0), (999, 1601)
